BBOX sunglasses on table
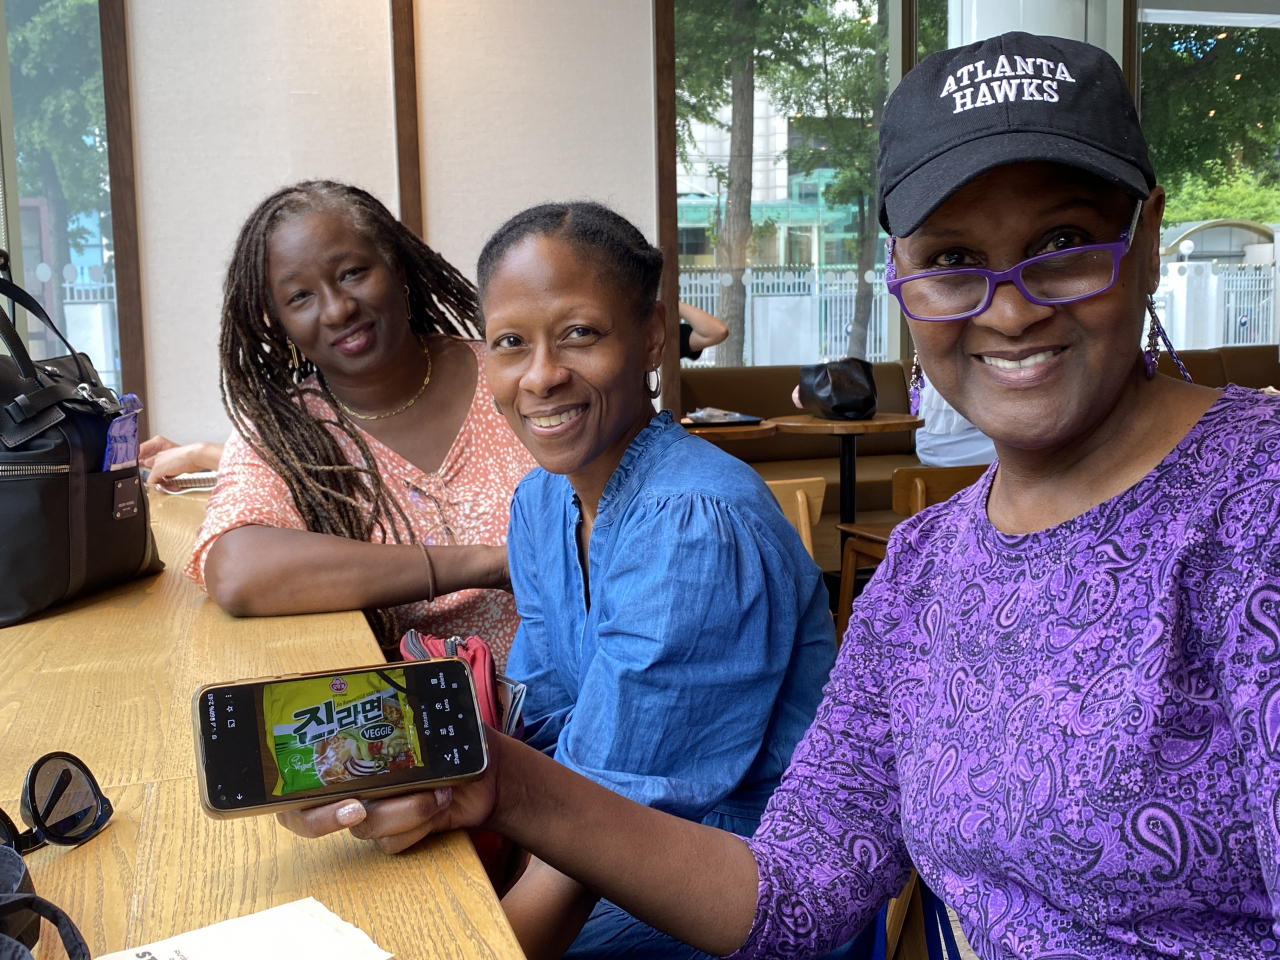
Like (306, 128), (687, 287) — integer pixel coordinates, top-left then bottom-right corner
(886, 201), (1143, 322)
(0, 753), (113, 856)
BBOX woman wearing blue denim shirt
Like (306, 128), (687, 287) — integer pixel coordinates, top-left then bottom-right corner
(280, 202), (837, 959)
(477, 202), (835, 958)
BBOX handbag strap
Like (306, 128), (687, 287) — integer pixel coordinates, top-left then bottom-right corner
(0, 894), (90, 960)
(0, 275), (89, 385)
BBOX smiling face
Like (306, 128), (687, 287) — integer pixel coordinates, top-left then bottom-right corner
(896, 162), (1164, 453)
(482, 235), (665, 479)
(266, 209), (411, 383)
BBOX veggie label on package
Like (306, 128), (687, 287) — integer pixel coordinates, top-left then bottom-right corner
(263, 670), (423, 795)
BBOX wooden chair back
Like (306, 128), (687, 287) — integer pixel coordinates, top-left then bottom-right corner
(891, 464), (987, 517)
(765, 477), (826, 559)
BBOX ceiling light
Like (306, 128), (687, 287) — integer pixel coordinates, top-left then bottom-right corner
(1235, 73), (1242, 80)
(1209, 109), (1216, 116)
(1216, 31), (1228, 39)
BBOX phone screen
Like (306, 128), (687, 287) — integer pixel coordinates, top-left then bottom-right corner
(197, 660), (485, 813)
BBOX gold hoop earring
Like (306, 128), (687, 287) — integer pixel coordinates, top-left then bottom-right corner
(288, 340), (300, 370)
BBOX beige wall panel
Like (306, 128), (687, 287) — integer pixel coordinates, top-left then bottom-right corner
(417, 0), (658, 282)
(128, 1), (398, 443)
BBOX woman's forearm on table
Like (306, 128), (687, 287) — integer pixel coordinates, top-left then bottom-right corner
(489, 735), (760, 957)
(204, 526), (507, 617)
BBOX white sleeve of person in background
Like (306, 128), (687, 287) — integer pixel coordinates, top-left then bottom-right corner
(915, 377), (997, 467)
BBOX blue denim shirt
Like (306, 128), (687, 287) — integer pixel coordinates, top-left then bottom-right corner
(506, 411), (836, 835)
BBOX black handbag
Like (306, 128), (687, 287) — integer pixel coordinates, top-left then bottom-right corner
(798, 356), (878, 420)
(0, 847), (91, 960)
(0, 267), (162, 628)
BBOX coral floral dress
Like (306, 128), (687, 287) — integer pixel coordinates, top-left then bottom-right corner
(186, 341), (536, 668)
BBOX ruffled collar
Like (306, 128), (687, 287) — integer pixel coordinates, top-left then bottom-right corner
(597, 410), (681, 511)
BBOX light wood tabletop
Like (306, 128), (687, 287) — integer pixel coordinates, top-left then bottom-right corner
(765, 412), (924, 434)
(0, 491), (523, 960)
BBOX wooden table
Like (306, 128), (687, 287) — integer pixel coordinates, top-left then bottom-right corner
(766, 413), (924, 525)
(679, 418), (776, 442)
(0, 492), (523, 960)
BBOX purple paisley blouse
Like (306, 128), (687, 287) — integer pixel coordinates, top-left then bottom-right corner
(735, 385), (1280, 959)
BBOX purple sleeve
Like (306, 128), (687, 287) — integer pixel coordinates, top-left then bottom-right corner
(1216, 546), (1280, 934)
(729, 574), (915, 958)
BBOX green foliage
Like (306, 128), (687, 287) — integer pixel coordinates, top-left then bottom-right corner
(674, 0), (811, 164)
(1140, 23), (1280, 216)
(7, 0), (108, 243)
(761, 0), (887, 210)
(1162, 166), (1280, 224)
(916, 0), (949, 61)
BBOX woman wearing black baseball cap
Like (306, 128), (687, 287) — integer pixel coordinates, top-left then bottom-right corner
(280, 34), (1280, 959)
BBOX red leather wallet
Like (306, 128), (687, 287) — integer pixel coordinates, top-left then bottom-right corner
(399, 629), (514, 888)
(400, 631), (499, 728)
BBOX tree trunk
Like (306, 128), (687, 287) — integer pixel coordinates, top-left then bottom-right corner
(715, 2), (755, 368)
(37, 150), (70, 340)
(848, 192), (875, 358)
(847, 0), (889, 359)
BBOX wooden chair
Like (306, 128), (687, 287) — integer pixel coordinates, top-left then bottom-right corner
(836, 465), (987, 641)
(765, 477), (826, 560)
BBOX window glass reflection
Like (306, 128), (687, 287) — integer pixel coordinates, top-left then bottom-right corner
(7, 0), (119, 392)
(1141, 5), (1280, 349)
(675, 1), (892, 367)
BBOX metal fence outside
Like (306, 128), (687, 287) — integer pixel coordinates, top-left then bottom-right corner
(63, 278), (116, 304)
(1220, 263), (1274, 346)
(678, 266), (890, 367)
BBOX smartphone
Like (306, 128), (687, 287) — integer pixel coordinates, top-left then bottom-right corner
(192, 659), (488, 819)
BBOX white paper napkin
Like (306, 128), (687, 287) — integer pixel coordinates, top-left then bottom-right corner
(98, 897), (392, 960)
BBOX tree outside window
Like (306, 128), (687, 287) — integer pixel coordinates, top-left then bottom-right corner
(675, 0), (891, 366)
(6, 0), (118, 390)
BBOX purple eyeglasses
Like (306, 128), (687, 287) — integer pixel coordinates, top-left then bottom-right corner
(885, 202), (1142, 322)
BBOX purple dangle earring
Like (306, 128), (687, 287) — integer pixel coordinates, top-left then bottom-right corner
(1145, 295), (1194, 383)
(1143, 297), (1160, 379)
(909, 351), (923, 416)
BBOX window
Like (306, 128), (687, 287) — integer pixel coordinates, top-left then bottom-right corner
(674, 0), (892, 367)
(1, 0), (122, 393)
(1139, 4), (1280, 349)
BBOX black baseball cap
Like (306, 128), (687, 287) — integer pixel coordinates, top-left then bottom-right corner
(878, 32), (1155, 236)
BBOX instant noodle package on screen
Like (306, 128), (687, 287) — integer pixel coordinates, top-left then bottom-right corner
(263, 670), (424, 795)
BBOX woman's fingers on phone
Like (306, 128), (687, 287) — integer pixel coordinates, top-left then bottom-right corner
(347, 789), (452, 843)
(276, 798), (366, 838)
(373, 822), (436, 855)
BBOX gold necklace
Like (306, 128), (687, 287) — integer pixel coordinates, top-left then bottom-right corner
(326, 338), (432, 421)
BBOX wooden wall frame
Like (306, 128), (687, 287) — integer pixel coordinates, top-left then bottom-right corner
(654, 0), (680, 413)
(901, 0), (919, 74)
(390, 0), (424, 238)
(99, 0), (149, 436)
(1122, 0), (1140, 104)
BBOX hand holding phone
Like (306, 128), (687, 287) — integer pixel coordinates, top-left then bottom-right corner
(192, 659), (488, 819)
(277, 760), (499, 855)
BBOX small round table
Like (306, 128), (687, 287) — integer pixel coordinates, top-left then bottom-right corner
(766, 413), (924, 525)
(679, 419), (777, 442)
